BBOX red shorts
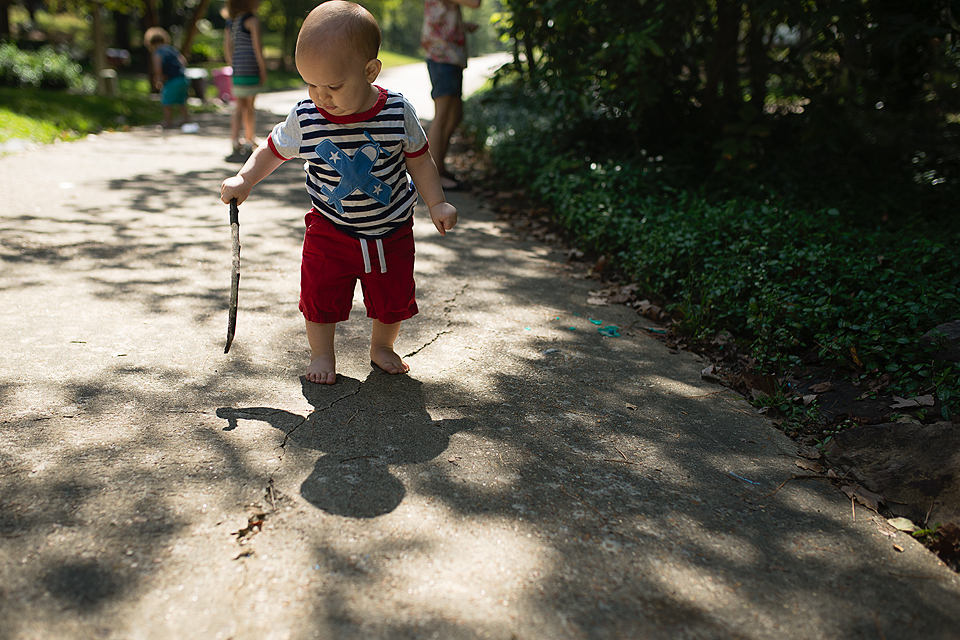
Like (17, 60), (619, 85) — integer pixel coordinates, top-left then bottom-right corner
(299, 211), (418, 324)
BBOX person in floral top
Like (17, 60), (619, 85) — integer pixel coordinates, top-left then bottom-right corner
(421, 0), (481, 190)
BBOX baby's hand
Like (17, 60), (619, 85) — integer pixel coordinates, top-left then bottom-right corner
(430, 202), (458, 236)
(221, 175), (252, 205)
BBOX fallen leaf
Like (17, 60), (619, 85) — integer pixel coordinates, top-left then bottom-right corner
(586, 296), (609, 306)
(841, 484), (885, 511)
(797, 445), (822, 460)
(636, 300), (664, 320)
(712, 331), (734, 345)
(893, 544), (904, 552)
(889, 395), (934, 409)
(889, 396), (915, 409)
(233, 511), (267, 541)
(626, 403), (637, 411)
(742, 372), (778, 397)
(796, 459), (824, 473)
(701, 364), (722, 383)
(850, 346), (863, 367)
(887, 517), (920, 533)
(802, 394), (818, 406)
(810, 382), (834, 394)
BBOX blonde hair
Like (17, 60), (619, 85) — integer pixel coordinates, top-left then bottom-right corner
(143, 26), (170, 48)
(297, 1), (381, 65)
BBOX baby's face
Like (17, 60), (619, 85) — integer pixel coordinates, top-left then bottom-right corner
(298, 50), (380, 118)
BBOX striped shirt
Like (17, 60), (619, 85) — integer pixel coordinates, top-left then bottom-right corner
(229, 13), (260, 79)
(268, 87), (430, 239)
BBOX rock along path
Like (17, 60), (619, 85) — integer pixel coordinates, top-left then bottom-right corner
(1, 60), (959, 640)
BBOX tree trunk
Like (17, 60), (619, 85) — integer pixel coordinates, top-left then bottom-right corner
(159, 0), (175, 32)
(142, 0), (159, 29)
(179, 0), (211, 61)
(745, 3), (767, 109)
(0, 0), (11, 38)
(113, 10), (131, 49)
(92, 4), (110, 95)
(703, 0), (742, 118)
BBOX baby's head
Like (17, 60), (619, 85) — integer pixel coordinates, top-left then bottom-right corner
(296, 1), (383, 117)
(297, 1), (380, 68)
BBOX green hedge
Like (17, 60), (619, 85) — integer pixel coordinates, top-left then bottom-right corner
(466, 83), (960, 418)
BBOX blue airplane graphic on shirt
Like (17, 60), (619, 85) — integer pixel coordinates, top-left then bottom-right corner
(316, 135), (390, 215)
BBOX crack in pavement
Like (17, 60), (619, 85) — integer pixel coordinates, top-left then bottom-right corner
(404, 283), (468, 359)
(280, 386), (363, 450)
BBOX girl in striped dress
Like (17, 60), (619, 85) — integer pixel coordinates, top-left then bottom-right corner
(224, 0), (267, 153)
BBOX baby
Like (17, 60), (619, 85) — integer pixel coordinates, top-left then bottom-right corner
(220, 0), (457, 384)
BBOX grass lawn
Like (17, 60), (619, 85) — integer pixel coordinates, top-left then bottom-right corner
(0, 87), (172, 144)
(0, 49), (422, 148)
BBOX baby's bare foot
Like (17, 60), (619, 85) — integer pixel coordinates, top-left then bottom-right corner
(306, 353), (336, 384)
(370, 346), (409, 375)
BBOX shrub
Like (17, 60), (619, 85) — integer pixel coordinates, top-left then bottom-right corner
(465, 82), (960, 418)
(0, 43), (95, 92)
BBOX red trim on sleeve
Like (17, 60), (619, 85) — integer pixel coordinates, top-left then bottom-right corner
(267, 135), (291, 161)
(404, 142), (430, 158)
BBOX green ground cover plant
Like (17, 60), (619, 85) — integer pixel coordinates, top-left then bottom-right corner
(465, 81), (960, 421)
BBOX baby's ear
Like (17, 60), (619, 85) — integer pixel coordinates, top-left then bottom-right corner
(365, 58), (382, 82)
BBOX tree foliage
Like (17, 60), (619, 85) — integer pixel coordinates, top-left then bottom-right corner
(493, 0), (960, 171)
(258, 0), (501, 68)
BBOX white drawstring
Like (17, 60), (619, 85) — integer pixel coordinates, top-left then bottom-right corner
(375, 239), (386, 274)
(360, 239), (372, 274)
(359, 238), (387, 274)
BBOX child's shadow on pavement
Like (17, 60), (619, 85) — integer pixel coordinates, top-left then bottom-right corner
(217, 372), (471, 518)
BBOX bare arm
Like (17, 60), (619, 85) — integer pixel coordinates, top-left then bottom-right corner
(150, 52), (163, 89)
(406, 151), (458, 235)
(220, 144), (285, 205)
(223, 26), (232, 65)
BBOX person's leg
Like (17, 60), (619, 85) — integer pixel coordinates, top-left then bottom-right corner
(427, 61), (465, 186)
(180, 103), (190, 125)
(240, 96), (257, 146)
(230, 102), (242, 149)
(305, 320), (337, 384)
(429, 94), (464, 187)
(370, 320), (409, 374)
(162, 105), (173, 128)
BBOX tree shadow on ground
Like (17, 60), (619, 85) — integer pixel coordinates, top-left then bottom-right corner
(2, 129), (959, 639)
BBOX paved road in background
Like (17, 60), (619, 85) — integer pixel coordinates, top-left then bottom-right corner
(1, 54), (959, 640)
(257, 52), (512, 120)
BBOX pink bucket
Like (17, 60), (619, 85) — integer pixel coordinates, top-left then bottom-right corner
(211, 67), (233, 103)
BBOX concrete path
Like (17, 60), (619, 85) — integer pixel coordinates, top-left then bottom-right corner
(1, 60), (959, 640)
(256, 52), (513, 120)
